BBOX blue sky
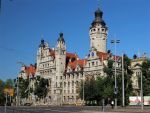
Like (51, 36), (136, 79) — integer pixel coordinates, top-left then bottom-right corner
(0, 0), (150, 81)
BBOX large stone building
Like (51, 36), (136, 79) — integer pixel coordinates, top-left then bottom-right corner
(34, 8), (115, 105)
(18, 8), (146, 105)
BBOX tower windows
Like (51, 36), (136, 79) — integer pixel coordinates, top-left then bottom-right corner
(92, 62), (94, 66)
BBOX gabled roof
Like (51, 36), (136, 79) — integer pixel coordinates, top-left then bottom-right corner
(67, 59), (87, 70)
(96, 51), (108, 60)
(66, 52), (78, 59)
(25, 64), (36, 76)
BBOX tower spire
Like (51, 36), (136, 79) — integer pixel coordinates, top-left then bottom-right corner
(97, 0), (101, 9)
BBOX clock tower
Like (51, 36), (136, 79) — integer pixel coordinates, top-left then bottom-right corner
(89, 8), (108, 53)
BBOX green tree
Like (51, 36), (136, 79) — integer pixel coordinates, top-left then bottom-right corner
(79, 55), (133, 106)
(123, 54), (133, 105)
(95, 76), (114, 105)
(34, 77), (49, 99)
(103, 59), (115, 104)
(4, 79), (14, 89)
(0, 79), (5, 105)
(141, 59), (150, 95)
(117, 54), (133, 105)
(79, 76), (97, 105)
(103, 55), (133, 106)
(18, 77), (29, 98)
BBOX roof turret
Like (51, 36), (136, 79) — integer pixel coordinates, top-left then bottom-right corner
(91, 8), (106, 27)
(57, 32), (65, 43)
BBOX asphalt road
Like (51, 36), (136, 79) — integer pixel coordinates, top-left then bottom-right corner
(0, 106), (150, 113)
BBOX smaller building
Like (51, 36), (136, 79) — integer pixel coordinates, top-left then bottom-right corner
(131, 56), (148, 95)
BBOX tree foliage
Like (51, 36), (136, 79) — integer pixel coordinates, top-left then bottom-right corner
(34, 77), (49, 99)
(0, 79), (5, 105)
(18, 77), (29, 98)
(141, 59), (150, 95)
(0, 79), (14, 105)
(79, 55), (133, 106)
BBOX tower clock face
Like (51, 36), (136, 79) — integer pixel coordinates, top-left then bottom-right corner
(91, 52), (94, 56)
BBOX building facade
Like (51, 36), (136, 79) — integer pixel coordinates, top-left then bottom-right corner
(34, 8), (114, 105)
(17, 8), (144, 105)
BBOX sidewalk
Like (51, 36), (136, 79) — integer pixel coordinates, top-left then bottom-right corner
(82, 106), (150, 113)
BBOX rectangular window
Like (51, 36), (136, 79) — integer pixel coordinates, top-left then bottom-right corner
(60, 76), (62, 79)
(92, 62), (94, 66)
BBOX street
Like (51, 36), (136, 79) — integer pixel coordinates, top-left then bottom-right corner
(0, 106), (150, 113)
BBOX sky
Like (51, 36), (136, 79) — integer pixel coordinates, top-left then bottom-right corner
(0, 0), (150, 81)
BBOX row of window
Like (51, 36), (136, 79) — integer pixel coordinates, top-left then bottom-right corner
(90, 28), (105, 32)
(64, 81), (79, 87)
(55, 81), (79, 88)
(68, 67), (81, 72)
(56, 76), (63, 80)
(41, 62), (54, 68)
(40, 69), (52, 75)
(136, 71), (142, 76)
(63, 96), (77, 102)
(88, 61), (99, 67)
(64, 74), (83, 80)
(64, 89), (76, 94)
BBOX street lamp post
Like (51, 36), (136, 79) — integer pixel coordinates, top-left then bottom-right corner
(82, 58), (87, 106)
(122, 53), (125, 107)
(111, 39), (120, 109)
(5, 93), (7, 113)
(83, 75), (85, 106)
(140, 71), (144, 110)
(16, 77), (20, 106)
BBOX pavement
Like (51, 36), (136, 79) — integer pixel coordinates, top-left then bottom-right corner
(0, 106), (150, 113)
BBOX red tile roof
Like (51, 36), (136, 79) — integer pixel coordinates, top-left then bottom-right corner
(96, 51), (108, 60)
(68, 59), (87, 70)
(25, 64), (36, 76)
(66, 52), (78, 59)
